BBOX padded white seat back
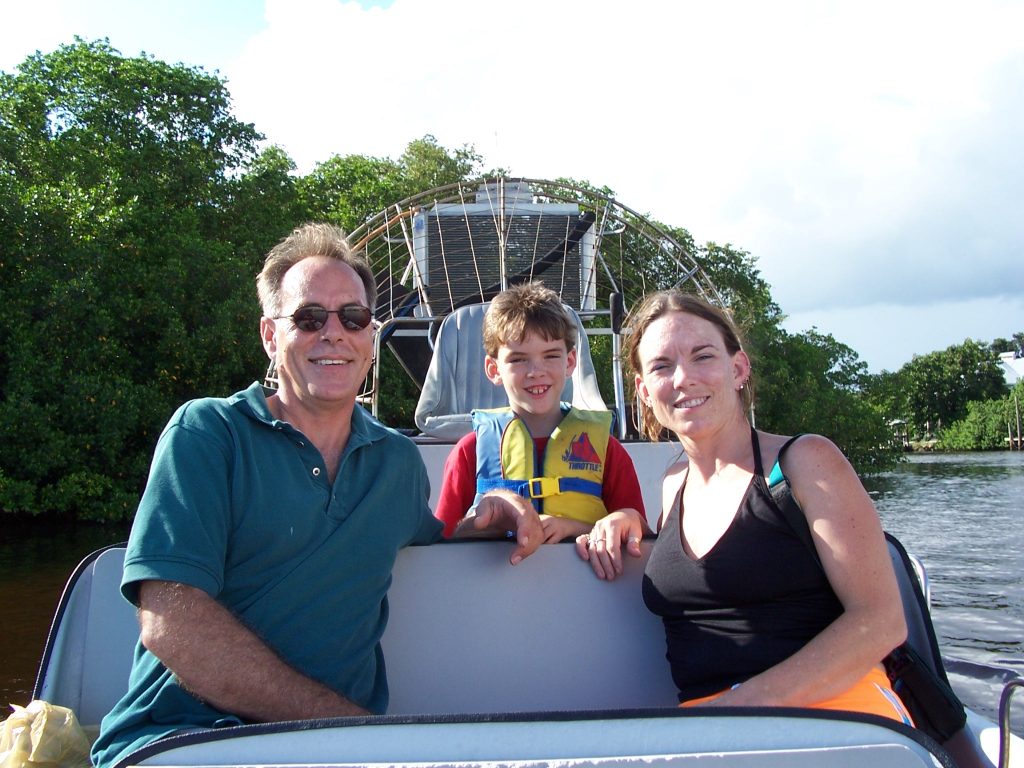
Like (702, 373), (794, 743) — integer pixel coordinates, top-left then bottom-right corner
(35, 542), (673, 726)
(35, 539), (960, 768)
(414, 303), (606, 440)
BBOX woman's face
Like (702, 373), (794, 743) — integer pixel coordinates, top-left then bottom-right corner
(634, 311), (749, 440)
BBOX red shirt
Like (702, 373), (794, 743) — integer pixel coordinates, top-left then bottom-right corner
(435, 432), (646, 538)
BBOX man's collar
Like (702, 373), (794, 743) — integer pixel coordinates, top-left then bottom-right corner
(230, 382), (275, 424)
(231, 381), (391, 447)
(345, 400), (390, 449)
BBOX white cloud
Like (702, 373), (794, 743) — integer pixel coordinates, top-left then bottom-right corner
(4, 0), (1022, 368)
(0, 1), (75, 71)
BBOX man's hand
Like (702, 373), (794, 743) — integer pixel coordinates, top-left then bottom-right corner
(453, 490), (543, 565)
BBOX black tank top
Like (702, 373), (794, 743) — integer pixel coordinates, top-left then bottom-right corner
(642, 429), (843, 700)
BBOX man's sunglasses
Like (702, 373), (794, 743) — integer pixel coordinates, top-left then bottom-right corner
(276, 304), (374, 332)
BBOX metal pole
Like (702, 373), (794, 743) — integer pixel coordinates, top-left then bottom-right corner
(498, 178), (507, 291)
(609, 293), (626, 439)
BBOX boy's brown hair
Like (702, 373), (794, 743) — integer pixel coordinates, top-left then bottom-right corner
(483, 282), (577, 358)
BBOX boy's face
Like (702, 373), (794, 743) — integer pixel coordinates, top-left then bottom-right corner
(485, 332), (578, 434)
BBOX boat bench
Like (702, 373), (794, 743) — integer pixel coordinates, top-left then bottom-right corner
(34, 540), (956, 768)
(35, 541), (677, 726)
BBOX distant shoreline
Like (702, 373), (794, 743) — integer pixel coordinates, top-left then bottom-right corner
(907, 441), (1022, 452)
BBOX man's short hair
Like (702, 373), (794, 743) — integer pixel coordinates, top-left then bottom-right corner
(257, 223), (376, 317)
(483, 282), (577, 359)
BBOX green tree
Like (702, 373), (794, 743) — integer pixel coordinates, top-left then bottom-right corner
(299, 153), (404, 234)
(297, 135), (482, 238)
(397, 135), (483, 195)
(900, 340), (1007, 437)
(753, 329), (900, 470)
(940, 395), (1015, 450)
(862, 369), (910, 424)
(223, 144), (307, 264)
(989, 332), (1024, 356)
(0, 40), (264, 521)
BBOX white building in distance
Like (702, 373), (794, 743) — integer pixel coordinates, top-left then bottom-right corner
(999, 351), (1024, 386)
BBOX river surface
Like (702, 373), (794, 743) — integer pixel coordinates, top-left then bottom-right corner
(863, 451), (1024, 734)
(2, 452), (1022, 735)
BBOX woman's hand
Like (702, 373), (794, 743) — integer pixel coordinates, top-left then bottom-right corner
(575, 508), (646, 580)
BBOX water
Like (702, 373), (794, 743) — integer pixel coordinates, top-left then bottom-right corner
(2, 453), (1022, 734)
(1, 523), (128, 708)
(864, 451), (1024, 734)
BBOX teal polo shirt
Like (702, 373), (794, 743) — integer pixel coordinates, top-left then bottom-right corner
(92, 383), (441, 768)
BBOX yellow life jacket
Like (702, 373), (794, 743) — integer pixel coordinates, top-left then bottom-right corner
(472, 405), (611, 523)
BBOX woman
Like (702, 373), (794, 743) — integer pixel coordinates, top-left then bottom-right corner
(577, 290), (911, 723)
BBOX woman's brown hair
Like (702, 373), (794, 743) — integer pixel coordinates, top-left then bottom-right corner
(623, 290), (753, 441)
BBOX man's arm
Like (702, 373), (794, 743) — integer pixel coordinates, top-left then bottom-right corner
(138, 580), (368, 721)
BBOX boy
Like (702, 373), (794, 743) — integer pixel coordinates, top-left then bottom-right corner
(435, 282), (645, 543)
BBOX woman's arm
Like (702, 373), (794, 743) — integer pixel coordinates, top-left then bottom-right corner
(704, 434), (907, 707)
(575, 507), (646, 579)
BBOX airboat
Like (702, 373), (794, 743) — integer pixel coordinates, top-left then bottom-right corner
(34, 178), (1023, 767)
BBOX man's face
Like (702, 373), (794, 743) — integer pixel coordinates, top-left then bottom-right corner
(260, 256), (374, 414)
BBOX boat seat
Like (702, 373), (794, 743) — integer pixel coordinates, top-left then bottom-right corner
(414, 302), (607, 440)
(33, 540), (955, 768)
(35, 536), (948, 722)
(887, 533), (946, 680)
(33, 542), (674, 727)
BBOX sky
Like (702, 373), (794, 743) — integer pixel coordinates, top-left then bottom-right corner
(2, 0), (1022, 372)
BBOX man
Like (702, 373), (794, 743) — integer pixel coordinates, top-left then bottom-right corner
(92, 223), (541, 767)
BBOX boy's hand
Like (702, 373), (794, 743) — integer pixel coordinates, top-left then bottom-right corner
(575, 508), (646, 581)
(539, 515), (590, 544)
(455, 490), (543, 565)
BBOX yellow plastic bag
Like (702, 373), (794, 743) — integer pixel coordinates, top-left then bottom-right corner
(0, 701), (91, 768)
